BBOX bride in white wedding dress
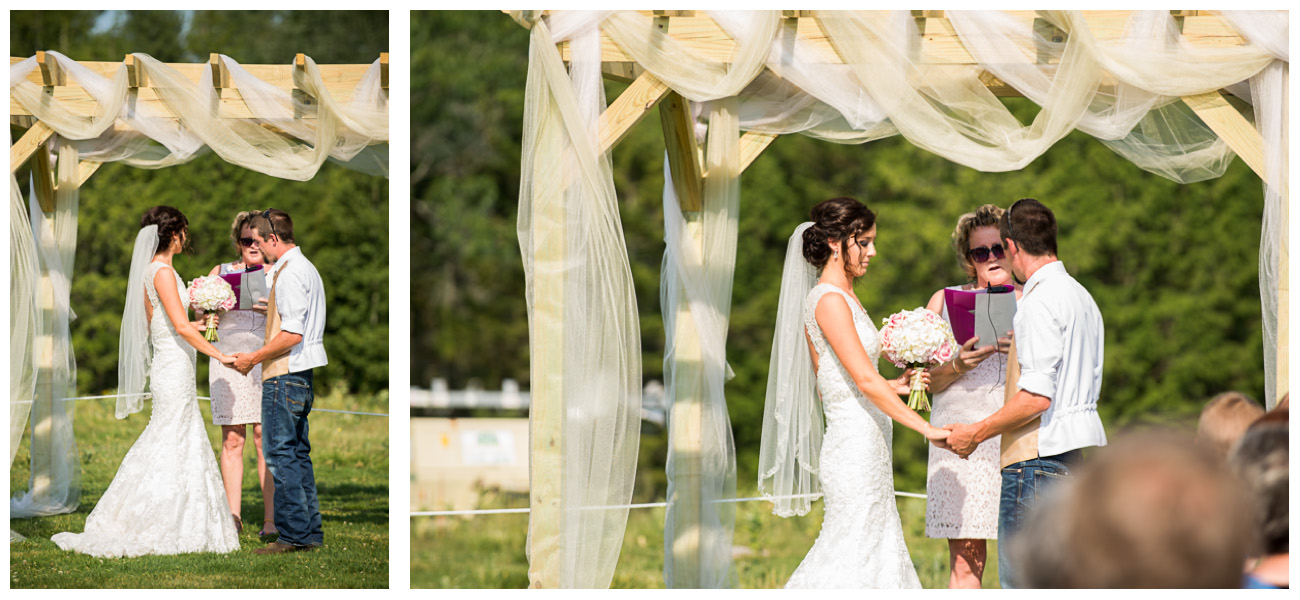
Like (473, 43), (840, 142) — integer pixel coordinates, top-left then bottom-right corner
(52, 206), (240, 558)
(759, 198), (950, 588)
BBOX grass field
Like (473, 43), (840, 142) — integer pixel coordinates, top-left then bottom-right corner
(9, 389), (389, 589)
(411, 487), (1000, 589)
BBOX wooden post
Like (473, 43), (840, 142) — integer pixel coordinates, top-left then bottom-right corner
(526, 104), (566, 589)
(659, 92), (703, 211)
(29, 140), (58, 506)
(661, 91), (707, 588)
(1279, 201), (1289, 402)
(1182, 89), (1284, 401)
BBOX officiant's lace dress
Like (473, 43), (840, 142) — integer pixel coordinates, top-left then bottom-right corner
(925, 287), (1003, 539)
(785, 284), (922, 589)
(52, 262), (239, 558)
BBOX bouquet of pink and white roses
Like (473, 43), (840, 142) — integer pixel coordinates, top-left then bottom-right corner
(880, 308), (958, 412)
(187, 276), (236, 342)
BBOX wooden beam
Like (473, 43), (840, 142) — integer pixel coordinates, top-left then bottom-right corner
(10, 56), (385, 118)
(598, 71), (671, 153)
(11, 121), (55, 174)
(32, 137), (56, 213)
(11, 85), (354, 120)
(738, 131), (777, 173)
(77, 161), (103, 187)
(659, 92), (704, 212)
(556, 12), (1249, 67)
(1182, 90), (1267, 182)
(379, 52), (389, 89)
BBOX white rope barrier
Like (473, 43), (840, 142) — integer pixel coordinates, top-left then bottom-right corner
(411, 491), (927, 517)
(15, 393), (388, 417)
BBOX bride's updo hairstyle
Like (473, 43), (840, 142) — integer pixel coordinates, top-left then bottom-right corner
(802, 197), (876, 275)
(141, 205), (191, 255)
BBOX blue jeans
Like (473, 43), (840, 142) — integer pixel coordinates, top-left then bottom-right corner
(997, 450), (1082, 589)
(262, 369), (323, 547)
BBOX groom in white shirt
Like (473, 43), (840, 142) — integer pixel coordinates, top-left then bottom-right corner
(232, 208), (328, 554)
(944, 198), (1106, 589)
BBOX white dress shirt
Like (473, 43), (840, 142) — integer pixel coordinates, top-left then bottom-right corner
(267, 246), (328, 372)
(1014, 260), (1106, 455)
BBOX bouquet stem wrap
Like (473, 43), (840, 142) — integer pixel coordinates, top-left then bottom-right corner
(907, 363), (930, 412)
(203, 313), (219, 342)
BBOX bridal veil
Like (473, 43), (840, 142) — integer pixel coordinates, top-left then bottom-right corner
(116, 225), (157, 419)
(757, 222), (824, 517)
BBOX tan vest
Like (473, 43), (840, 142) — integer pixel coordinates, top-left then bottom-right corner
(261, 258), (292, 381)
(999, 337), (1041, 467)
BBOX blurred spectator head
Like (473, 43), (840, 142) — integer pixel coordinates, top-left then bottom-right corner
(1228, 415), (1288, 558)
(1014, 431), (1255, 588)
(1197, 391), (1265, 458)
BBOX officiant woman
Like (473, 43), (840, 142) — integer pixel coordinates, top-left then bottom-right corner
(919, 204), (1022, 588)
(202, 210), (276, 540)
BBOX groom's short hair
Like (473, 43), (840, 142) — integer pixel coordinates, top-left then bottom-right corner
(1000, 198), (1057, 257)
(249, 209), (295, 244)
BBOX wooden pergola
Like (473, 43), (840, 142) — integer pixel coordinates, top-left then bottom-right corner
(9, 50), (388, 516)
(509, 10), (1286, 588)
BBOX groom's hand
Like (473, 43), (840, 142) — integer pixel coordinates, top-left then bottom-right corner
(945, 423), (980, 458)
(232, 352), (257, 375)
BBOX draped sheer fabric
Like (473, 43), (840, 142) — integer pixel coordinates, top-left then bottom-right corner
(10, 174), (41, 536)
(11, 148), (83, 519)
(8, 52), (389, 523)
(513, 8), (1285, 588)
(757, 223), (822, 519)
(661, 99), (742, 588)
(117, 226), (159, 419)
(517, 20), (643, 588)
(11, 51), (389, 179)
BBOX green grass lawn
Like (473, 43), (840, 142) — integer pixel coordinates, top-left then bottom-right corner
(10, 389), (390, 588)
(411, 488), (1000, 589)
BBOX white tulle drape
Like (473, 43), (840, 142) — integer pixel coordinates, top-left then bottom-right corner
(660, 99), (743, 588)
(514, 8), (1286, 587)
(10, 51), (389, 180)
(517, 19), (643, 588)
(10, 173), (42, 540)
(12, 143), (83, 518)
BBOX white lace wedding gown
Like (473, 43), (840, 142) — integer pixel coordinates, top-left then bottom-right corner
(785, 284), (922, 589)
(52, 262), (239, 558)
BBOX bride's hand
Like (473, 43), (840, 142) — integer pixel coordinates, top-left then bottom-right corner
(924, 424), (949, 443)
(217, 354), (237, 366)
(891, 368), (929, 396)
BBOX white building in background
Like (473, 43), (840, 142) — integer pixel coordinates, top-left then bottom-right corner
(410, 379), (665, 511)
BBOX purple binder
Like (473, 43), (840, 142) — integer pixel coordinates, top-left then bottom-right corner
(944, 287), (978, 345)
(220, 265), (266, 310)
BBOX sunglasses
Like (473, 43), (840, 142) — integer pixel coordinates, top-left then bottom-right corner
(239, 237), (257, 248)
(967, 243), (1006, 264)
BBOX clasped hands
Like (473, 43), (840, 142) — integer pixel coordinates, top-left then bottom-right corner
(214, 352), (258, 374)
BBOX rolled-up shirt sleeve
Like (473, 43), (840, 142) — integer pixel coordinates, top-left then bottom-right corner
(274, 270), (310, 335)
(1015, 302), (1062, 400)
